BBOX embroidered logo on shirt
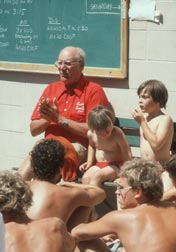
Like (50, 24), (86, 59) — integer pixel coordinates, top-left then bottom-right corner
(75, 102), (85, 113)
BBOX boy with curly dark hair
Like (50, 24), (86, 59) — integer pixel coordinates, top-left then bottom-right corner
(24, 138), (106, 233)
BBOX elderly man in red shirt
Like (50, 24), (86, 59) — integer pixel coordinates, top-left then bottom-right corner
(19, 46), (111, 182)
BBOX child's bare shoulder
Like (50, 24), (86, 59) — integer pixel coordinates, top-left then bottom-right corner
(158, 114), (173, 123)
(113, 126), (126, 138)
(163, 114), (173, 121)
(150, 113), (173, 123)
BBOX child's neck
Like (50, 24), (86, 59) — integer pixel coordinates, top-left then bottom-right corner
(147, 109), (163, 120)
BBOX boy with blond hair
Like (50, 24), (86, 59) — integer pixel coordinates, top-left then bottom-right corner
(80, 105), (132, 186)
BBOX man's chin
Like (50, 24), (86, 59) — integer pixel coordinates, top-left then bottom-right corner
(117, 201), (124, 209)
(60, 76), (68, 82)
(60, 77), (70, 85)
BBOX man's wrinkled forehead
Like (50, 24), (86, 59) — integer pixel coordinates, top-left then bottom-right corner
(58, 48), (77, 60)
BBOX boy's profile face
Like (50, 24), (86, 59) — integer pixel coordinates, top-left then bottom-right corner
(138, 88), (159, 113)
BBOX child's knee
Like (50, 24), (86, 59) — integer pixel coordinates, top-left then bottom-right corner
(89, 171), (104, 186)
(82, 173), (91, 184)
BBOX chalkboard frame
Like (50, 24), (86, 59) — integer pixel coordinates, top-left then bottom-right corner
(0, 0), (128, 79)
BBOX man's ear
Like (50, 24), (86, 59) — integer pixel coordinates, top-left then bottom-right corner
(134, 187), (143, 200)
(80, 61), (84, 69)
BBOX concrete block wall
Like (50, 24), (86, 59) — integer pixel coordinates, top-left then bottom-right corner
(0, 0), (176, 170)
(0, 76), (47, 169)
(128, 0), (176, 120)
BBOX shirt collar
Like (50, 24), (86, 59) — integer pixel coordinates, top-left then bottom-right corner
(63, 75), (88, 97)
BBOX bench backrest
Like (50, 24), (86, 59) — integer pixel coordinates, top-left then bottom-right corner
(118, 118), (140, 147)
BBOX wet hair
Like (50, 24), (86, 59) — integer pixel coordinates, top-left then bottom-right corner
(0, 171), (33, 214)
(120, 158), (163, 201)
(137, 79), (168, 108)
(165, 155), (176, 181)
(30, 138), (65, 181)
(88, 105), (115, 132)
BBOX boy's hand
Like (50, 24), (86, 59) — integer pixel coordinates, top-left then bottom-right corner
(79, 162), (91, 172)
(132, 109), (145, 124)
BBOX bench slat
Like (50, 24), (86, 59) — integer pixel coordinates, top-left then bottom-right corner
(118, 118), (139, 128)
(117, 118), (140, 147)
(126, 135), (140, 147)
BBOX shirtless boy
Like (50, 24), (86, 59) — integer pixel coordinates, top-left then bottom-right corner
(132, 80), (174, 192)
(0, 171), (75, 252)
(80, 105), (132, 186)
(132, 79), (173, 165)
(72, 158), (176, 252)
(25, 138), (106, 230)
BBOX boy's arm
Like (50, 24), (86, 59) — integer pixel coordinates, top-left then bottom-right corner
(71, 211), (118, 242)
(140, 116), (173, 150)
(85, 130), (96, 165)
(79, 144), (95, 171)
(87, 144), (96, 165)
(57, 182), (106, 206)
(79, 132), (96, 171)
(132, 109), (173, 151)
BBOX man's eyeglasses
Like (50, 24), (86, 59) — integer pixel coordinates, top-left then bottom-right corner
(54, 60), (80, 68)
(116, 184), (132, 194)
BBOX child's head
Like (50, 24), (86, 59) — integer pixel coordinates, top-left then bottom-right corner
(137, 80), (168, 108)
(88, 105), (115, 133)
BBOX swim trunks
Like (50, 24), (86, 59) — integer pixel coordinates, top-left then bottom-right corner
(96, 161), (124, 169)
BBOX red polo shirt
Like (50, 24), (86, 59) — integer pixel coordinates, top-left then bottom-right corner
(31, 75), (109, 147)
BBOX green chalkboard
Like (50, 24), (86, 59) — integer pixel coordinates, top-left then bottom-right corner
(0, 0), (128, 78)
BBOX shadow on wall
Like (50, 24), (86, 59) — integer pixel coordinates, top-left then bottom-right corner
(0, 70), (59, 85)
(0, 70), (130, 89)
